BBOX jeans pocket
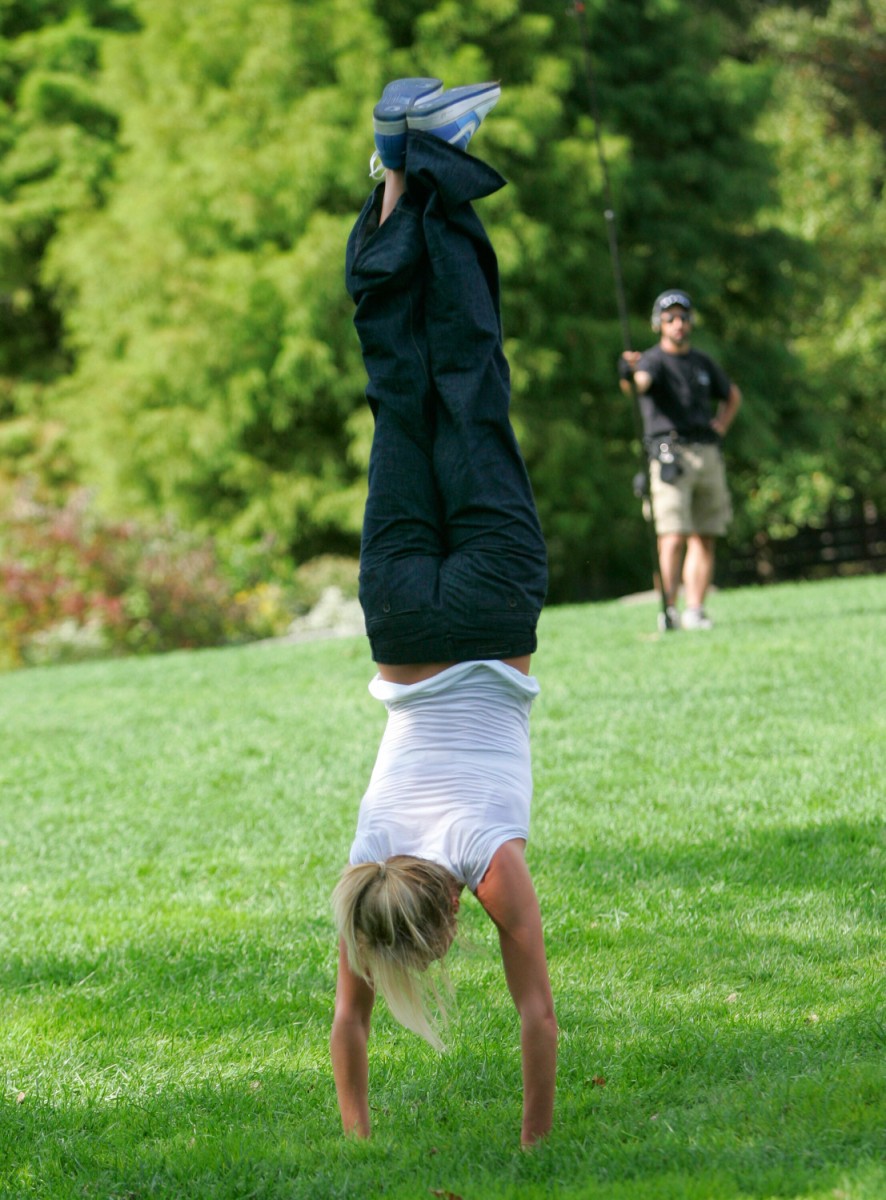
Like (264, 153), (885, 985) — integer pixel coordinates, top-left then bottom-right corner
(359, 555), (441, 628)
(442, 552), (544, 616)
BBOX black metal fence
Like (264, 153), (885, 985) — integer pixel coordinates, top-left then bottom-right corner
(722, 500), (886, 587)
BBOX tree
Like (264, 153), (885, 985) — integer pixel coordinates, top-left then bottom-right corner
(484, 0), (808, 596)
(0, 1), (135, 496)
(46, 0), (385, 560)
(18, 0), (831, 602)
(743, 0), (886, 534)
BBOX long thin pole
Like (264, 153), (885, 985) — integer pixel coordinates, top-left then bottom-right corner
(572, 1), (674, 629)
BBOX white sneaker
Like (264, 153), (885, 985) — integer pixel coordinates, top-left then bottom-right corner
(657, 605), (681, 632)
(682, 606), (713, 631)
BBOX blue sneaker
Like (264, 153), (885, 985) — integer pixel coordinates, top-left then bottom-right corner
(370, 77), (443, 177)
(407, 82), (500, 152)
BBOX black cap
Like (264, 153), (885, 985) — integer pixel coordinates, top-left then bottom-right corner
(651, 289), (693, 331)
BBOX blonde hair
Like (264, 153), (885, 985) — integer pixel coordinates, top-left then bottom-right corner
(332, 856), (458, 1050)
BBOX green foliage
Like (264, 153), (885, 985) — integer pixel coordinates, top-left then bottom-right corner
(0, 3), (134, 507)
(745, 0), (886, 535)
(37, 0), (809, 601)
(44, 0), (379, 559)
(0, 0), (881, 607)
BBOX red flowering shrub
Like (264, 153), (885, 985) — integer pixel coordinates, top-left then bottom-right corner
(0, 491), (289, 668)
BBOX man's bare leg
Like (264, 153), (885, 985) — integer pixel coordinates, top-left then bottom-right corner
(657, 533), (686, 608)
(683, 534), (715, 609)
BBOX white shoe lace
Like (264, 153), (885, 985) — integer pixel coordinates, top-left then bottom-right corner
(369, 151), (385, 180)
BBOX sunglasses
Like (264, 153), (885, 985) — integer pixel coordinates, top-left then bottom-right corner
(662, 311), (691, 323)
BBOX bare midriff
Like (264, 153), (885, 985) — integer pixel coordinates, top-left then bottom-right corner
(377, 655), (531, 684)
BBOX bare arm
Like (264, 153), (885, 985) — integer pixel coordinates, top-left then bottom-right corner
(711, 383), (741, 436)
(476, 839), (557, 1146)
(330, 938), (375, 1137)
(620, 350), (651, 394)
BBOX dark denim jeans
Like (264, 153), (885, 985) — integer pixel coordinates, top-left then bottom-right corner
(345, 133), (547, 664)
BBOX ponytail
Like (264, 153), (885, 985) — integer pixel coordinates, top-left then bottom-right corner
(332, 856), (458, 1050)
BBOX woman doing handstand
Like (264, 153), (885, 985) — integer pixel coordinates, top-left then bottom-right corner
(331, 78), (556, 1148)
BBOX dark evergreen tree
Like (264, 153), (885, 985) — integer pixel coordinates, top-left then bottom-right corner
(0, 1), (135, 493)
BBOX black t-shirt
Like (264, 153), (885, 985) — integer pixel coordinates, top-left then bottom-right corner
(632, 344), (732, 443)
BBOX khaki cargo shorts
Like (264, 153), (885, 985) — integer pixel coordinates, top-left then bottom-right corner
(649, 441), (733, 536)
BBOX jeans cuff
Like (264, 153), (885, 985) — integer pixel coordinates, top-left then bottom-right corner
(405, 132), (506, 209)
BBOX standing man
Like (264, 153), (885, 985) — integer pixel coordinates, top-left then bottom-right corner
(620, 289), (741, 631)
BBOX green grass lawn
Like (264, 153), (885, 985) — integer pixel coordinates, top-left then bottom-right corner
(1, 576), (883, 1199)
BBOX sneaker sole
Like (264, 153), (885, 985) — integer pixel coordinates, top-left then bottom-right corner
(407, 85), (500, 133)
(373, 79), (443, 133)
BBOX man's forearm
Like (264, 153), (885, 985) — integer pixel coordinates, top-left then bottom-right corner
(713, 385), (741, 435)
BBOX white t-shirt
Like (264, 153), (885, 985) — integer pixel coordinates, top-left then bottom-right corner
(349, 660), (539, 892)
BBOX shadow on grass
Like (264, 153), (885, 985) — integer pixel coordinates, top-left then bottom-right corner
(653, 816), (883, 890)
(4, 1068), (343, 1200)
(733, 594), (886, 628)
(4, 1043), (883, 1200)
(550, 1009), (884, 1199)
(3, 931), (350, 1197)
(542, 814), (885, 1196)
(3, 818), (884, 1199)
(550, 815), (884, 908)
(2, 929), (335, 1042)
(3, 944), (554, 1199)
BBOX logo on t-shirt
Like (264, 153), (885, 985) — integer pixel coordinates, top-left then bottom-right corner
(695, 368), (711, 388)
